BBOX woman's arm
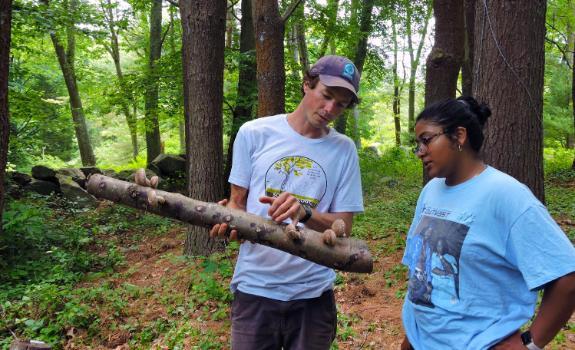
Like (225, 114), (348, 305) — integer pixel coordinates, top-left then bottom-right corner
(529, 272), (575, 347)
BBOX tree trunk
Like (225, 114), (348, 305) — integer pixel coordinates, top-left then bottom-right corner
(474, 0), (546, 202)
(86, 174), (373, 273)
(334, 0), (373, 136)
(225, 0), (257, 195)
(392, 18), (401, 147)
(423, 0), (464, 184)
(103, 0), (138, 159)
(144, 0), (163, 164)
(0, 0), (12, 236)
(407, 2), (432, 134)
(294, 0), (309, 74)
(462, 0), (475, 96)
(424, 0), (464, 106)
(180, 0), (227, 255)
(49, 0), (96, 166)
(254, 0), (285, 117)
(226, 2), (235, 48)
(318, 0), (339, 58)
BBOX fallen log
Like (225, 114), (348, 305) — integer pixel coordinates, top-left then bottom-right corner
(86, 174), (373, 273)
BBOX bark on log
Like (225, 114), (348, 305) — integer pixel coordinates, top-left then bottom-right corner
(86, 174), (373, 273)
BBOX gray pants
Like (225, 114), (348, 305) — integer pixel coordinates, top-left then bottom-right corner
(231, 289), (337, 350)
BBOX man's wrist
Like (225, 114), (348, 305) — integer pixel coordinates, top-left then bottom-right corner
(299, 203), (312, 224)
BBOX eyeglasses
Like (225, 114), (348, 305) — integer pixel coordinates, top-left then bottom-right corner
(413, 132), (444, 154)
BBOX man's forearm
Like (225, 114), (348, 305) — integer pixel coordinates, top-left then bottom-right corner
(301, 209), (353, 235)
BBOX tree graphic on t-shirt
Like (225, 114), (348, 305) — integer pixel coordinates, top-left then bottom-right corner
(274, 156), (314, 191)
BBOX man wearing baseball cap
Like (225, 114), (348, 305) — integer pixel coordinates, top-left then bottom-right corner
(211, 55), (364, 349)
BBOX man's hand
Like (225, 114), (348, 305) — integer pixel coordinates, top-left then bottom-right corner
(492, 331), (528, 350)
(209, 198), (240, 241)
(259, 192), (304, 225)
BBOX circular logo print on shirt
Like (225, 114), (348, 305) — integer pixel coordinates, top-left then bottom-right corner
(264, 156), (327, 208)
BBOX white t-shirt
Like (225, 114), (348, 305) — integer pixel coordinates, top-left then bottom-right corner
(229, 114), (364, 301)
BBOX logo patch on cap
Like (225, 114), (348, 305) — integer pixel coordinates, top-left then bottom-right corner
(342, 63), (355, 81)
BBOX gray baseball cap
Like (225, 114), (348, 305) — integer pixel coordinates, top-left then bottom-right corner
(309, 55), (361, 100)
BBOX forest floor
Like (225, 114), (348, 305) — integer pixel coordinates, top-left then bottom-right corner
(62, 204), (575, 350)
(3, 153), (574, 350)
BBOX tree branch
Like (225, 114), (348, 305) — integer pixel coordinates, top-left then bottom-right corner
(545, 37), (573, 70)
(160, 20), (174, 49)
(281, 0), (305, 23)
(86, 174), (373, 273)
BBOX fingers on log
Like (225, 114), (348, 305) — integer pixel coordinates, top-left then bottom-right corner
(285, 223), (301, 240)
(323, 229), (337, 246)
(331, 219), (346, 238)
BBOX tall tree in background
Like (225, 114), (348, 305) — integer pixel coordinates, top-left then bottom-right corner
(406, 0), (432, 133)
(144, 0), (163, 164)
(294, 0), (309, 74)
(101, 0), (138, 159)
(54, 2), (96, 164)
(474, 0), (547, 201)
(253, 0), (303, 117)
(461, 0), (475, 96)
(318, 0), (340, 58)
(334, 0), (374, 135)
(392, 15), (402, 146)
(0, 0), (12, 234)
(254, 0), (285, 116)
(181, 0), (227, 255)
(44, 0), (96, 166)
(225, 0), (257, 186)
(424, 0), (464, 106)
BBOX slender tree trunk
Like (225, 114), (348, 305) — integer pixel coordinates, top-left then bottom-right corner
(226, 2), (235, 49)
(225, 0), (257, 191)
(462, 0), (475, 96)
(572, 30), (575, 167)
(0, 0), (12, 235)
(424, 0), (464, 106)
(103, 0), (138, 159)
(180, 0), (227, 255)
(49, 0), (96, 166)
(474, 0), (546, 201)
(294, 0), (308, 74)
(334, 0), (373, 136)
(254, 0), (285, 117)
(318, 0), (339, 58)
(571, 2), (575, 153)
(144, 0), (163, 164)
(407, 2), (432, 134)
(392, 18), (401, 147)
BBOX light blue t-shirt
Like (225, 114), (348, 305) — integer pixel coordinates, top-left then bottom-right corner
(229, 114), (364, 301)
(402, 166), (575, 350)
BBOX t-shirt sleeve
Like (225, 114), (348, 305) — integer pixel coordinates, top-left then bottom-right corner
(228, 126), (252, 188)
(507, 205), (575, 291)
(329, 145), (364, 213)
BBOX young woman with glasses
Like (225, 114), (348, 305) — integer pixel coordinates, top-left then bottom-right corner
(400, 96), (575, 350)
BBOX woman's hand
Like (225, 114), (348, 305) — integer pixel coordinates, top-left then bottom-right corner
(491, 331), (527, 350)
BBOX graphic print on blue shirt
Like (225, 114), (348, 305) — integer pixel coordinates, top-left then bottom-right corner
(264, 156), (327, 208)
(406, 215), (469, 309)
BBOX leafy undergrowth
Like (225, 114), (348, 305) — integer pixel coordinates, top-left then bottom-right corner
(1, 148), (574, 349)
